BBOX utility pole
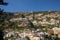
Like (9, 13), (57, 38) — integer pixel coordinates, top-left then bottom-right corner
(31, 11), (35, 20)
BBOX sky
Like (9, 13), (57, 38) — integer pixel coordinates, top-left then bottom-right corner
(0, 0), (60, 12)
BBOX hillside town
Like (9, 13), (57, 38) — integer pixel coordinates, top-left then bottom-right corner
(0, 11), (60, 40)
(0, 0), (60, 40)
